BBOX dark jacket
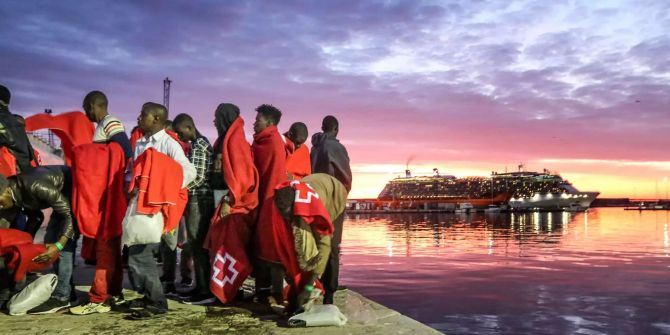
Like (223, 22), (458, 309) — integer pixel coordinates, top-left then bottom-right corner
(0, 105), (36, 173)
(310, 132), (352, 193)
(9, 166), (74, 239)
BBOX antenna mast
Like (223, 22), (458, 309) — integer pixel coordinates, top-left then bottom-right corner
(163, 77), (172, 112)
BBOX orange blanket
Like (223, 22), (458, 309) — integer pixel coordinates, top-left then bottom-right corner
(285, 138), (311, 180)
(0, 229), (56, 282)
(24, 111), (94, 166)
(251, 125), (287, 262)
(129, 148), (187, 233)
(72, 142), (127, 240)
(219, 117), (259, 214)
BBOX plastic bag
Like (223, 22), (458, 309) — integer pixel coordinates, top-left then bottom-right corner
(8, 274), (58, 316)
(288, 304), (348, 327)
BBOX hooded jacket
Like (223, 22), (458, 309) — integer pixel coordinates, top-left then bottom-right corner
(310, 132), (352, 193)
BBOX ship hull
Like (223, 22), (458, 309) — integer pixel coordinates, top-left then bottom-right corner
(508, 192), (599, 210)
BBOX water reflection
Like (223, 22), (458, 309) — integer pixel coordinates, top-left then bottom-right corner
(341, 209), (670, 335)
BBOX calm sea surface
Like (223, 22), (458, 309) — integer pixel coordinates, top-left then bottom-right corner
(339, 208), (670, 335)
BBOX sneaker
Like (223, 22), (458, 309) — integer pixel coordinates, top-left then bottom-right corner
(111, 297), (147, 312)
(181, 293), (216, 305)
(106, 294), (126, 307)
(69, 302), (111, 315)
(28, 298), (70, 314)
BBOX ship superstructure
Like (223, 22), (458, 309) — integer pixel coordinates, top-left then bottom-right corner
(376, 166), (599, 211)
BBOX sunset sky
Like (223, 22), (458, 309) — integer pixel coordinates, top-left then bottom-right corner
(2, 1), (669, 199)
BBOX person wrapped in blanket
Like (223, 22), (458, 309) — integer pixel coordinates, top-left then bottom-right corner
(273, 173), (347, 314)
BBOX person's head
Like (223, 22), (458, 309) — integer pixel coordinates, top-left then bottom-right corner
(274, 186), (296, 223)
(173, 113), (199, 142)
(286, 122), (308, 147)
(164, 119), (174, 131)
(82, 90), (108, 122)
(214, 103), (240, 137)
(0, 175), (13, 210)
(253, 104), (282, 134)
(322, 115), (339, 136)
(138, 102), (168, 136)
(0, 85), (11, 107)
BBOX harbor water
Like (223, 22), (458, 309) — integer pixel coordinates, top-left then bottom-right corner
(339, 208), (670, 334)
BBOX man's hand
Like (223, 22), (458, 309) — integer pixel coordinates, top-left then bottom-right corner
(33, 244), (59, 263)
(219, 201), (231, 218)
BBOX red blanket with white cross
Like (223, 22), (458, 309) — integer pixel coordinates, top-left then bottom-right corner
(206, 205), (254, 304)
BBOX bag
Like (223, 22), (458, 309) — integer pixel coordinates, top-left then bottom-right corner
(7, 274), (58, 316)
(288, 304), (348, 327)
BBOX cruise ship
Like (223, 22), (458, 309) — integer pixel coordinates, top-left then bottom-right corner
(375, 166), (599, 211)
(377, 169), (512, 210)
(491, 167), (599, 210)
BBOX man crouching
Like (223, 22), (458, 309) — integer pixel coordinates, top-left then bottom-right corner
(273, 173), (347, 314)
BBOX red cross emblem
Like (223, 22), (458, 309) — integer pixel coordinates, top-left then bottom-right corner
(211, 251), (239, 288)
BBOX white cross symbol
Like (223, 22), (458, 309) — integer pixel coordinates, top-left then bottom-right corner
(211, 252), (239, 287)
(292, 181), (319, 204)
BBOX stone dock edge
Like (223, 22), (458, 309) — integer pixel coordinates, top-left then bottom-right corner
(0, 285), (443, 335)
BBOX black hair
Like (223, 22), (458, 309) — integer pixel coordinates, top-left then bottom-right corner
(83, 90), (108, 108)
(142, 102), (168, 123)
(0, 85), (10, 105)
(289, 122), (308, 138)
(274, 186), (296, 214)
(256, 104), (282, 125)
(173, 113), (195, 127)
(322, 115), (338, 132)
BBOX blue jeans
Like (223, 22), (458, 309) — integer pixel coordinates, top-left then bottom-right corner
(45, 215), (78, 302)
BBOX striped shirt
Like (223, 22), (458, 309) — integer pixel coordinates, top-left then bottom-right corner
(93, 114), (125, 143)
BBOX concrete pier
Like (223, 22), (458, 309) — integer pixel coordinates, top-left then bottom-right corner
(1, 285), (442, 335)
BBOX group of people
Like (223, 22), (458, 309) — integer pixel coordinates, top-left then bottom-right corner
(0, 83), (352, 320)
